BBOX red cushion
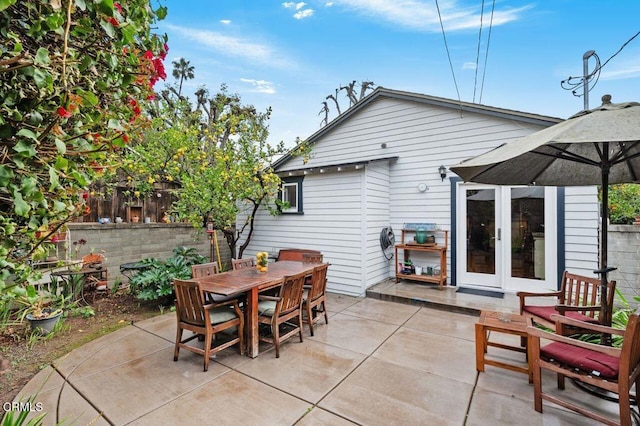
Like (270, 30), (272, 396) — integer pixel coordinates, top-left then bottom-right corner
(541, 342), (619, 379)
(524, 305), (599, 324)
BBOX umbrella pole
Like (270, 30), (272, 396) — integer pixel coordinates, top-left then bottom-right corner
(597, 156), (614, 345)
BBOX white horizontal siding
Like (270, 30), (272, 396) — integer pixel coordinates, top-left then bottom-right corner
(564, 187), (599, 276)
(239, 170), (366, 296)
(365, 161), (392, 286)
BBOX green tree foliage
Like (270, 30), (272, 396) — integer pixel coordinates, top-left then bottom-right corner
(603, 184), (640, 224)
(0, 0), (167, 288)
(120, 83), (303, 258)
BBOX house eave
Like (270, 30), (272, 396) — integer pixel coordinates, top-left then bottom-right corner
(276, 156), (399, 177)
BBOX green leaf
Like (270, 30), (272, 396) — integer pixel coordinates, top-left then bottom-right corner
(79, 90), (99, 106)
(74, 0), (86, 10)
(45, 13), (65, 31)
(34, 48), (51, 66)
(55, 139), (67, 155)
(155, 6), (168, 20)
(0, 165), (14, 187)
(33, 68), (53, 90)
(120, 24), (136, 45)
(0, 0), (17, 12)
(13, 141), (37, 157)
(16, 129), (37, 140)
(97, 0), (114, 16)
(49, 167), (60, 190)
(100, 20), (116, 38)
(12, 191), (30, 217)
(52, 200), (66, 212)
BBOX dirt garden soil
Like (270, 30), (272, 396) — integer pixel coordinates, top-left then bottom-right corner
(0, 293), (163, 405)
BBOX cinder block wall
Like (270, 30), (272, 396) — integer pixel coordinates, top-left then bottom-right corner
(608, 225), (640, 304)
(66, 223), (232, 285)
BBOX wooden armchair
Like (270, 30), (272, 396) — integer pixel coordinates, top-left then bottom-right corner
(257, 271), (306, 358)
(173, 279), (244, 371)
(528, 313), (640, 426)
(232, 258), (255, 270)
(518, 271), (616, 335)
(303, 263), (329, 336)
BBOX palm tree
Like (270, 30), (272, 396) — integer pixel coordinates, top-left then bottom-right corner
(172, 58), (195, 97)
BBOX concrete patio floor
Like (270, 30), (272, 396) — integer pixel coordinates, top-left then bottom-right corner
(13, 281), (623, 425)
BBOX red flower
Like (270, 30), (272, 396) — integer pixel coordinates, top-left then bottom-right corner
(143, 50), (153, 60)
(122, 134), (129, 143)
(133, 105), (141, 116)
(108, 17), (119, 26)
(146, 94), (156, 101)
(114, 2), (123, 13)
(57, 106), (72, 118)
(83, 206), (91, 216)
(82, 192), (89, 199)
(129, 98), (137, 106)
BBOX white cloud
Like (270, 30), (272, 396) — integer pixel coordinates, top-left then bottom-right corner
(166, 24), (294, 68)
(220, 19), (231, 25)
(329, 0), (532, 32)
(325, 1), (334, 6)
(283, 2), (306, 10)
(241, 78), (276, 94)
(294, 9), (314, 19)
(462, 62), (477, 70)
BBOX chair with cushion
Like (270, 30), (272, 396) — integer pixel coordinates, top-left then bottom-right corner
(232, 258), (255, 270)
(528, 312), (640, 426)
(192, 262), (244, 305)
(173, 279), (244, 371)
(518, 271), (616, 335)
(257, 271), (306, 358)
(303, 263), (329, 336)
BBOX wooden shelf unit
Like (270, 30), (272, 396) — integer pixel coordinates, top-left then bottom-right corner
(395, 229), (448, 289)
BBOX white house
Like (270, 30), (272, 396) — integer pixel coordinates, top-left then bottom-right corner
(238, 88), (600, 296)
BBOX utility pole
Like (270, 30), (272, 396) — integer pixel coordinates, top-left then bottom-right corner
(582, 50), (596, 110)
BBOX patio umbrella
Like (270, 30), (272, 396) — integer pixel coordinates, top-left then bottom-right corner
(451, 96), (640, 337)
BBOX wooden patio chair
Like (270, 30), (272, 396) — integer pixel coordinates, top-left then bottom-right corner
(302, 253), (324, 263)
(192, 262), (245, 305)
(173, 279), (244, 371)
(81, 253), (108, 302)
(232, 258), (255, 270)
(517, 271), (616, 335)
(303, 263), (329, 336)
(528, 312), (640, 426)
(276, 248), (322, 262)
(257, 271), (306, 358)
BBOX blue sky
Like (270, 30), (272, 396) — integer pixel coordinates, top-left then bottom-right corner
(156, 1), (640, 148)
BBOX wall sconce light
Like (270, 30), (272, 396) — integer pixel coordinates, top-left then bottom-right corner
(438, 165), (447, 181)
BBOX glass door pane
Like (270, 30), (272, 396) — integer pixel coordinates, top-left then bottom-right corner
(466, 189), (496, 275)
(510, 187), (545, 279)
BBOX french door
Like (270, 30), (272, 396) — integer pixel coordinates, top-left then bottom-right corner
(457, 184), (557, 292)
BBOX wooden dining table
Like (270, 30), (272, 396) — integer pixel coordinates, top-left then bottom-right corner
(192, 260), (317, 358)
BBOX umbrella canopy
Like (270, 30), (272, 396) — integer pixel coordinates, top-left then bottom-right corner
(451, 97), (640, 342)
(452, 99), (640, 186)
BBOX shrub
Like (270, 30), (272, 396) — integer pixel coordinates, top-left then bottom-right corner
(605, 184), (640, 224)
(129, 247), (206, 302)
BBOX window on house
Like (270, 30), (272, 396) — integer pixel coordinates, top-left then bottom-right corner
(280, 176), (303, 214)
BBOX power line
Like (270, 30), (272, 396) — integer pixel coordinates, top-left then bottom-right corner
(472, 0), (485, 103)
(434, 0), (462, 108)
(479, 0), (496, 104)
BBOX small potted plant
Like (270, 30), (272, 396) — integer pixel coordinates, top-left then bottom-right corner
(19, 285), (64, 334)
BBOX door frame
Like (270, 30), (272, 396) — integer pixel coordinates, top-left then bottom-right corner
(453, 181), (560, 292)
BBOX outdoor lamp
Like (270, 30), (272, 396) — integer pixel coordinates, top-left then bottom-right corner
(438, 165), (447, 181)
